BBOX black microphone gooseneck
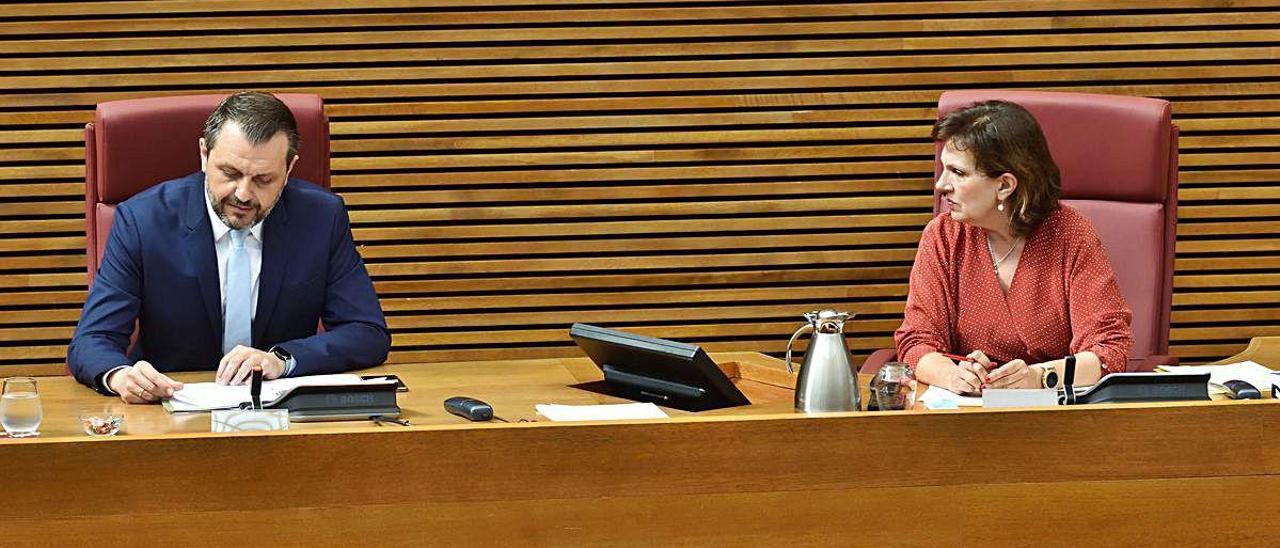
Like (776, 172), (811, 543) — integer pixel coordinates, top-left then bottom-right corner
(1061, 355), (1077, 405)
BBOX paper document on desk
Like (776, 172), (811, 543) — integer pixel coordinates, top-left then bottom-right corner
(1157, 361), (1277, 395)
(535, 402), (668, 422)
(918, 386), (984, 409)
(164, 374), (391, 412)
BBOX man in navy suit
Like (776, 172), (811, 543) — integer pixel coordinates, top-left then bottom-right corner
(68, 92), (391, 403)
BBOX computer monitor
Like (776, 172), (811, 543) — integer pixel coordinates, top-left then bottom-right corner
(569, 323), (751, 412)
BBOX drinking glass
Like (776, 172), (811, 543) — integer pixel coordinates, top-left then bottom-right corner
(873, 362), (917, 411)
(1, 377), (42, 438)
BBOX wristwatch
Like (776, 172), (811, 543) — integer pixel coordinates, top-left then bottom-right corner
(1039, 365), (1060, 389)
(269, 345), (293, 374)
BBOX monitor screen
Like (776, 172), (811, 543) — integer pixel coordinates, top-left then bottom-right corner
(569, 323), (751, 412)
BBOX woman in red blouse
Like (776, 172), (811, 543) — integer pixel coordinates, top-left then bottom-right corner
(894, 100), (1133, 395)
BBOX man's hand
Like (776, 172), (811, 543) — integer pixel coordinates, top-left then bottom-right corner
(106, 361), (184, 404)
(216, 345), (285, 385)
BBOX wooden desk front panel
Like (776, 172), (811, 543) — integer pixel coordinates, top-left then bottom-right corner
(3, 356), (1277, 546)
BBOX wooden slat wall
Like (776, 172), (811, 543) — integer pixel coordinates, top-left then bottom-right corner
(0, 0), (1277, 371)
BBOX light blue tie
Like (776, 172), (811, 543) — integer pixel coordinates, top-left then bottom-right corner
(223, 229), (252, 354)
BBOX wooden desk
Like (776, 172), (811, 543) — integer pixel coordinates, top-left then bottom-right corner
(4, 353), (1278, 546)
(19, 352), (796, 438)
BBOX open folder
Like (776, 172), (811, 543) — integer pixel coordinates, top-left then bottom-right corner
(163, 374), (396, 413)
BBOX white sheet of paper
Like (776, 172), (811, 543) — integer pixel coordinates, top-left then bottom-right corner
(918, 385), (984, 409)
(535, 402), (669, 422)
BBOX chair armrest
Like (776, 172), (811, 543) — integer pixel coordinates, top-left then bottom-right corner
(860, 348), (898, 374)
(1211, 336), (1280, 366)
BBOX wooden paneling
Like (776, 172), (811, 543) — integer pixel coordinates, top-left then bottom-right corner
(0, 1), (1277, 369)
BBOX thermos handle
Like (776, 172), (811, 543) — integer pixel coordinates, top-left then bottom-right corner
(784, 323), (814, 374)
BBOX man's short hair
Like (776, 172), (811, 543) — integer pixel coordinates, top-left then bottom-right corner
(203, 91), (299, 165)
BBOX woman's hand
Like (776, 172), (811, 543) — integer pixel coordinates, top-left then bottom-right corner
(984, 359), (1040, 389)
(939, 350), (990, 395)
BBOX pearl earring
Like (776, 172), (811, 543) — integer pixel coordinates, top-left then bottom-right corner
(997, 200), (1005, 212)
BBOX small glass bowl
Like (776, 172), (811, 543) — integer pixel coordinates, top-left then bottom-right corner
(80, 414), (123, 437)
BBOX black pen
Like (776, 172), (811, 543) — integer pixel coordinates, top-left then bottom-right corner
(250, 366), (263, 410)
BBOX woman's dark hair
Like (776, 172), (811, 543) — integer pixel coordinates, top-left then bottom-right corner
(932, 100), (1060, 237)
(203, 91), (299, 166)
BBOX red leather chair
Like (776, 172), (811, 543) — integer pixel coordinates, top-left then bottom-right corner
(84, 93), (330, 283)
(863, 90), (1178, 374)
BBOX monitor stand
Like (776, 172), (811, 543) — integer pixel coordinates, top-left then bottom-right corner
(568, 359), (797, 411)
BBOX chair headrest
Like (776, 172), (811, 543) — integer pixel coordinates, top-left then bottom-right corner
(938, 90), (1173, 203)
(92, 93), (328, 204)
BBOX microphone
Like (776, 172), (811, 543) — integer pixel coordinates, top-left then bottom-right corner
(1061, 355), (1077, 405)
(250, 366), (263, 410)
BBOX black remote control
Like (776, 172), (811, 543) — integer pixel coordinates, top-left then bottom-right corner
(443, 396), (494, 421)
(1222, 379), (1261, 400)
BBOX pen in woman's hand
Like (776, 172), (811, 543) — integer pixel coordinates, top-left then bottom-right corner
(938, 352), (1000, 370)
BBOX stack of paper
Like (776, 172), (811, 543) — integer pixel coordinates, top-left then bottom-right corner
(1157, 361), (1279, 396)
(164, 374), (392, 412)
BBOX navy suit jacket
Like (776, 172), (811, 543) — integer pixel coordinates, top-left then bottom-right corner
(68, 172), (391, 393)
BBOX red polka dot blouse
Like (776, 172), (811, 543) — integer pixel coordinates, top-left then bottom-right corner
(895, 204), (1133, 374)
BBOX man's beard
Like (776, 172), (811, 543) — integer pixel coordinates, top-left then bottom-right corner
(207, 184), (263, 230)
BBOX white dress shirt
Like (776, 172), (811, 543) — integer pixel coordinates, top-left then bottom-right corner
(205, 193), (294, 377)
(205, 193), (264, 317)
